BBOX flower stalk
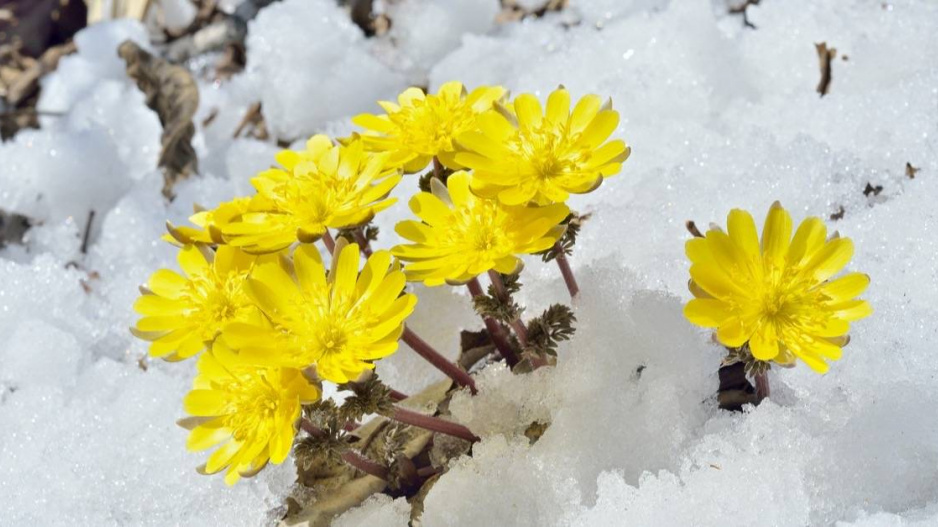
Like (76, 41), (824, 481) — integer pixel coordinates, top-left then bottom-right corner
(487, 270), (529, 346)
(300, 419), (389, 480)
(391, 406), (479, 443)
(353, 227), (374, 257)
(754, 372), (770, 402)
(552, 243), (580, 299)
(322, 229), (337, 253)
(401, 326), (477, 394)
(466, 277), (518, 366)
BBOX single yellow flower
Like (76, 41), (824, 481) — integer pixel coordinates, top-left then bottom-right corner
(352, 81), (506, 172)
(182, 341), (320, 485)
(163, 197), (256, 245)
(222, 135), (401, 254)
(455, 87), (631, 205)
(391, 171), (569, 286)
(132, 245), (263, 361)
(223, 242), (416, 383)
(683, 202), (872, 373)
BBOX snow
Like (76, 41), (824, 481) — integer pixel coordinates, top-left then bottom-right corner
(243, 0), (406, 140)
(2, 0), (938, 525)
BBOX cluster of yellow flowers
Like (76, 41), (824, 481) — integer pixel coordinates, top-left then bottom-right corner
(132, 82), (630, 484)
(132, 81), (871, 488)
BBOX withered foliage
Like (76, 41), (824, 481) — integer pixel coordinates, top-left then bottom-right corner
(119, 40), (199, 199)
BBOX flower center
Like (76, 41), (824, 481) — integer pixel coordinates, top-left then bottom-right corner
(515, 125), (582, 181)
(222, 370), (282, 441)
(186, 272), (249, 340)
(437, 201), (512, 263)
(395, 99), (475, 155)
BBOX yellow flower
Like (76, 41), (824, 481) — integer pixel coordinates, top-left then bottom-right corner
(182, 342), (320, 485)
(132, 245), (263, 361)
(222, 135), (401, 254)
(391, 171), (569, 286)
(683, 202), (872, 373)
(352, 81), (506, 172)
(163, 197), (256, 245)
(224, 242), (416, 383)
(455, 87), (631, 205)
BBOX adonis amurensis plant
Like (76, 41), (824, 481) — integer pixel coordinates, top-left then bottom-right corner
(684, 203), (871, 407)
(131, 82), (868, 518)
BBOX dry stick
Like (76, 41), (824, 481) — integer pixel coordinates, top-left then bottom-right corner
(300, 419), (389, 480)
(755, 372), (770, 402)
(80, 209), (95, 255)
(466, 277), (519, 366)
(401, 327), (477, 394)
(391, 406), (479, 443)
(552, 242), (580, 299)
(487, 270), (529, 347)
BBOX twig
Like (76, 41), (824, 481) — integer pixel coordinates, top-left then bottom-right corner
(815, 42), (836, 97)
(80, 210), (95, 255)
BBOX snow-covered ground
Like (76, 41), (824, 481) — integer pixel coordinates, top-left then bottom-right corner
(2, 0), (938, 525)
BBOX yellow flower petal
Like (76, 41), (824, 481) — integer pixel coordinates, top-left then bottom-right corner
(761, 202), (792, 265)
(750, 323), (780, 361)
(684, 299), (733, 327)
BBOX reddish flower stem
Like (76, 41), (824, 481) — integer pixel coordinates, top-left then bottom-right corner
(300, 419), (388, 480)
(417, 466), (440, 478)
(322, 229), (337, 253)
(391, 406), (479, 443)
(388, 388), (408, 402)
(755, 372), (770, 402)
(401, 326), (477, 394)
(353, 227), (374, 257)
(466, 277), (519, 366)
(486, 270), (529, 347)
(432, 156), (444, 180)
(552, 242), (580, 299)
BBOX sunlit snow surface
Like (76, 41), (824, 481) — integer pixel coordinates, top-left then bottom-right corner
(2, 0), (938, 525)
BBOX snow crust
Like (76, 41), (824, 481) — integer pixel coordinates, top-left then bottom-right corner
(2, 0), (938, 525)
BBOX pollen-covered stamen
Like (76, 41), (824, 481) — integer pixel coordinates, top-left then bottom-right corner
(184, 272), (251, 341)
(394, 99), (476, 155)
(222, 371), (283, 442)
